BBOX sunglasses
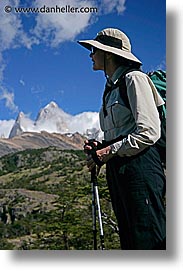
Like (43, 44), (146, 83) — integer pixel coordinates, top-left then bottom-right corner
(91, 47), (98, 55)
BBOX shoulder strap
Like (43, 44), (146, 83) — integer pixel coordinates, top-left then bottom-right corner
(117, 74), (129, 108)
(116, 68), (141, 109)
(102, 68), (141, 116)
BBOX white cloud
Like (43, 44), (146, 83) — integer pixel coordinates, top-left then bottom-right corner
(19, 79), (25, 86)
(0, 102), (102, 139)
(156, 58), (166, 70)
(32, 0), (95, 47)
(0, 0), (126, 114)
(0, 0), (20, 51)
(0, 0), (36, 51)
(37, 110), (102, 139)
(0, 53), (5, 82)
(0, 119), (15, 138)
(0, 0), (37, 113)
(0, 86), (18, 113)
(99, 0), (126, 14)
(0, 0), (126, 52)
(69, 111), (100, 133)
(31, 0), (126, 47)
(0, 1), (20, 84)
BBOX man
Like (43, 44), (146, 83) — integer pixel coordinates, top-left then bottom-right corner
(78, 28), (166, 249)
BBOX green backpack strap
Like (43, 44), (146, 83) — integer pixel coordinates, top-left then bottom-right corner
(148, 70), (166, 118)
(148, 70), (166, 100)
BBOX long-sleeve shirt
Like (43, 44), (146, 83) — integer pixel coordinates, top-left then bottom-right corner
(99, 66), (164, 157)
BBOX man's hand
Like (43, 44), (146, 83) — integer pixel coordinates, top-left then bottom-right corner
(84, 140), (112, 172)
(84, 140), (98, 153)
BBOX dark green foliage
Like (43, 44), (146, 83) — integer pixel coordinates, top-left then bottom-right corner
(0, 147), (120, 250)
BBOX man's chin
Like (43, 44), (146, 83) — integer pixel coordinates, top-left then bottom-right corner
(92, 65), (100, 71)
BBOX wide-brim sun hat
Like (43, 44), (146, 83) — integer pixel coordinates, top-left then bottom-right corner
(78, 28), (142, 64)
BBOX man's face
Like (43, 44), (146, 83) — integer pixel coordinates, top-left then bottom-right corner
(90, 47), (105, 71)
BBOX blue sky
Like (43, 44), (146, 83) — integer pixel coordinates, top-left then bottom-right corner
(0, 0), (166, 132)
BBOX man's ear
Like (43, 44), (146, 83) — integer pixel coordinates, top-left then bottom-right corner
(105, 52), (113, 60)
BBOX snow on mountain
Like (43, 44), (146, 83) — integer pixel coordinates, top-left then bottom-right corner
(9, 112), (34, 138)
(35, 101), (71, 133)
(8, 101), (102, 139)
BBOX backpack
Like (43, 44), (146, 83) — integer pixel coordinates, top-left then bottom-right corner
(116, 69), (166, 167)
(148, 70), (166, 167)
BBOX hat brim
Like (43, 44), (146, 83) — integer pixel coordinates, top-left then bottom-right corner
(77, 39), (142, 64)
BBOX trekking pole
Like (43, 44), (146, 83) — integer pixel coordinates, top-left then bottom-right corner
(91, 165), (105, 250)
(85, 139), (105, 250)
(91, 167), (97, 250)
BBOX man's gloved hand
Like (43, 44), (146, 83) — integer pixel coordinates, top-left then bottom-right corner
(84, 139), (113, 172)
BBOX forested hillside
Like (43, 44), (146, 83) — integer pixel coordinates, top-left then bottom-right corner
(0, 147), (120, 250)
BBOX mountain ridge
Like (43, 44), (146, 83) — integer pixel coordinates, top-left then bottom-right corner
(8, 101), (101, 139)
(0, 131), (85, 158)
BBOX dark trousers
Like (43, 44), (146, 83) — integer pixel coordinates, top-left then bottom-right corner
(106, 146), (166, 250)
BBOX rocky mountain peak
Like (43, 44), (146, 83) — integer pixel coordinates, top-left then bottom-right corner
(45, 101), (58, 109)
(7, 101), (102, 140)
(8, 112), (26, 138)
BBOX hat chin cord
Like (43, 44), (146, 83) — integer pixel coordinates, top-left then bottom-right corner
(104, 52), (110, 84)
